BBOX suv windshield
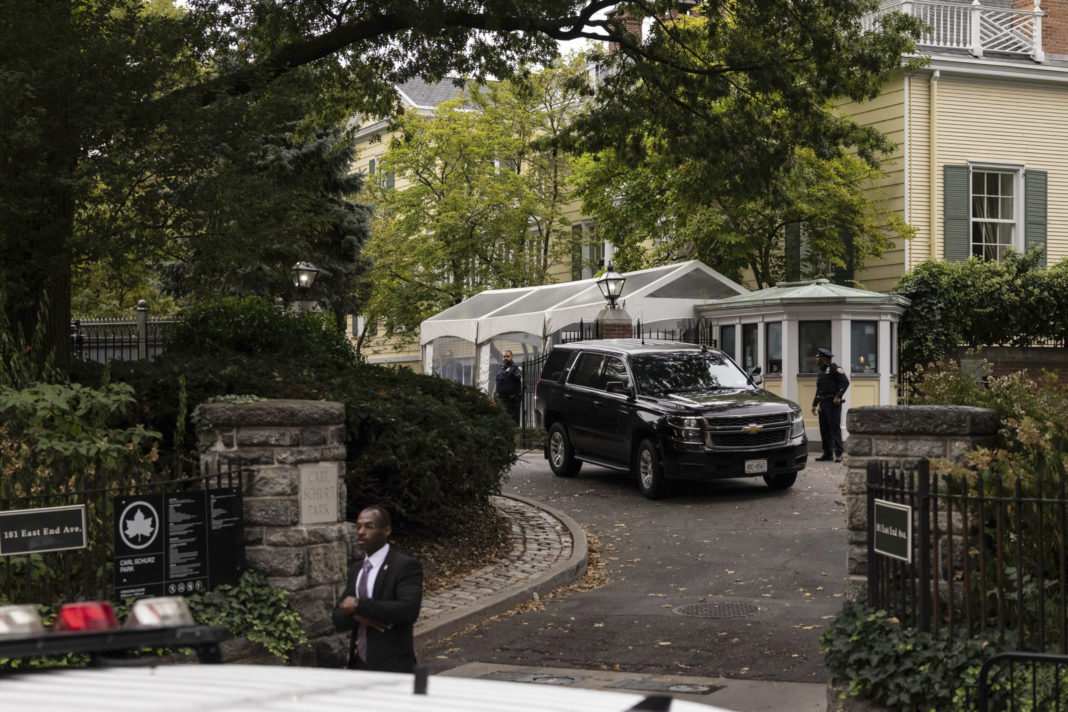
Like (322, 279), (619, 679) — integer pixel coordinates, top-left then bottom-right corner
(631, 351), (751, 395)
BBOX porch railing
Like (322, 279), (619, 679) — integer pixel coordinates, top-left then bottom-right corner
(863, 0), (1045, 62)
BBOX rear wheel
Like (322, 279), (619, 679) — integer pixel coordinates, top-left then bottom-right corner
(547, 423), (581, 477)
(635, 439), (668, 499)
(763, 472), (797, 490)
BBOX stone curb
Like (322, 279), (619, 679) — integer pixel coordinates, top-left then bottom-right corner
(414, 493), (588, 647)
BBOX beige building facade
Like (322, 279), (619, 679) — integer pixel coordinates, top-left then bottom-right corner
(844, 0), (1068, 292)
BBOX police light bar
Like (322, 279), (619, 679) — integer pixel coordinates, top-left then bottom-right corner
(0, 605), (45, 636)
(0, 596), (230, 664)
(54, 601), (120, 632)
(126, 597), (195, 628)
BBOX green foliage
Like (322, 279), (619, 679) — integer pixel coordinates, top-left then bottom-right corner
(912, 360), (1068, 486)
(0, 380), (161, 493)
(893, 251), (1067, 371)
(92, 295), (515, 532)
(164, 296), (357, 363)
(0, 572), (304, 668)
(188, 570), (306, 660)
(822, 599), (993, 711)
(360, 55), (587, 345)
(566, 4), (924, 286)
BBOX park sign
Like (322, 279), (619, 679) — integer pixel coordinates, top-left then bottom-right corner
(114, 488), (245, 601)
(0, 505), (87, 556)
(873, 498), (912, 563)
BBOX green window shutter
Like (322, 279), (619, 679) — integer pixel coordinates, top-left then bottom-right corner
(943, 164), (970, 262)
(784, 222), (801, 281)
(1024, 169), (1047, 267)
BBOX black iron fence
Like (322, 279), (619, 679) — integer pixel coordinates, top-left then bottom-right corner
(71, 302), (173, 364)
(867, 459), (1068, 653)
(0, 464), (245, 605)
(978, 652), (1068, 711)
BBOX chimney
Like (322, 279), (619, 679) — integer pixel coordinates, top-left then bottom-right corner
(1015, 0), (1068, 59)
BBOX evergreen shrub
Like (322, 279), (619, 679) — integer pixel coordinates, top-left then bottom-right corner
(89, 296), (515, 533)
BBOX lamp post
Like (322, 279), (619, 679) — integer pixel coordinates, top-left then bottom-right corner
(596, 263), (626, 309)
(290, 261), (321, 313)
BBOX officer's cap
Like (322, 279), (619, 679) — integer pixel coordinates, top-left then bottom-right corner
(816, 347), (834, 358)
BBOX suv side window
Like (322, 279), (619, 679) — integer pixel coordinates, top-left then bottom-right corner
(603, 356), (631, 390)
(541, 349), (575, 383)
(568, 353), (605, 389)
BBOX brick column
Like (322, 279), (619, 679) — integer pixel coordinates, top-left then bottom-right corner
(596, 306), (633, 339)
(197, 399), (350, 666)
(841, 405), (999, 597)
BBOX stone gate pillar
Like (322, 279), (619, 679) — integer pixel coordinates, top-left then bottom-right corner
(197, 399), (350, 666)
(842, 405), (999, 597)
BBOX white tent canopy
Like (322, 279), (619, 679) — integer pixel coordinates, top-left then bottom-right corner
(421, 261), (746, 346)
(420, 261), (747, 392)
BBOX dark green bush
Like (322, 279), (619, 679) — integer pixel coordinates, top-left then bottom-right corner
(893, 250), (1068, 372)
(87, 296), (516, 533)
(165, 295), (357, 362)
(822, 598), (994, 711)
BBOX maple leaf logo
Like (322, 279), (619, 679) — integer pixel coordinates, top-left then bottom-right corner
(124, 507), (155, 541)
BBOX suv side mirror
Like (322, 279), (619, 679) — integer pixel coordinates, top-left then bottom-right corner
(749, 366), (764, 387)
(605, 381), (633, 398)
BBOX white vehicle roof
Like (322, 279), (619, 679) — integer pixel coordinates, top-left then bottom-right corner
(0, 663), (733, 712)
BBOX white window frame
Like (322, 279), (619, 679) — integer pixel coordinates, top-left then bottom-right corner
(968, 161), (1024, 261)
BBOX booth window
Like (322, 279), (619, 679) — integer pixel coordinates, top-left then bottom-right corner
(742, 323), (758, 371)
(798, 321), (831, 373)
(765, 322), (782, 374)
(720, 325), (736, 361)
(851, 321), (878, 373)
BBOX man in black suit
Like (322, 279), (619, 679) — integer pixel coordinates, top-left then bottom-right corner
(332, 505), (423, 672)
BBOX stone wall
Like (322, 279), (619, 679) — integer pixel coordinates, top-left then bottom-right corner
(198, 399), (351, 666)
(841, 405), (999, 596)
(597, 306), (633, 339)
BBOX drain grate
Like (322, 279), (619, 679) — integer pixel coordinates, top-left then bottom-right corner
(672, 601), (761, 619)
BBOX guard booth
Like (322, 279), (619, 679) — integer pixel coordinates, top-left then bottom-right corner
(696, 279), (910, 442)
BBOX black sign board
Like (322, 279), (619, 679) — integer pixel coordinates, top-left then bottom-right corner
(0, 505), (87, 556)
(115, 489), (245, 601)
(873, 498), (912, 563)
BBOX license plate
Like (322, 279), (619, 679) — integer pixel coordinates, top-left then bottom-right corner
(745, 459), (768, 474)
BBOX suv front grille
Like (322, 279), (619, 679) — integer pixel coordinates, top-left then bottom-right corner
(703, 414), (791, 450)
(708, 430), (788, 449)
(704, 413), (788, 428)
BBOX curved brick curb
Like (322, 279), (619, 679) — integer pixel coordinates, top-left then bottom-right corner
(414, 494), (588, 647)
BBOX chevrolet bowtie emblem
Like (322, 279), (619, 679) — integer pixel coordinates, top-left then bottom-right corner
(742, 424), (763, 435)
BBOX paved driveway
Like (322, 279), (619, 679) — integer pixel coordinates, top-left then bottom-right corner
(422, 453), (850, 683)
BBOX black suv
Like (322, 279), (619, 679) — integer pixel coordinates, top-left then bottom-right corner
(535, 340), (808, 498)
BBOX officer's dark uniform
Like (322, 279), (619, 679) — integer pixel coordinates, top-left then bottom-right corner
(812, 347), (849, 462)
(494, 357), (524, 425)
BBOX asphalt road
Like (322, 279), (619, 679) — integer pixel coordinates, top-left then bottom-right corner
(422, 451), (850, 684)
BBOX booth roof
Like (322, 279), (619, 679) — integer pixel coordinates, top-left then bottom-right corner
(420, 260), (747, 346)
(701, 278), (912, 311)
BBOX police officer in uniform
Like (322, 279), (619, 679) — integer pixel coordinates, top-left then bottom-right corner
(811, 347), (849, 462)
(492, 350), (524, 425)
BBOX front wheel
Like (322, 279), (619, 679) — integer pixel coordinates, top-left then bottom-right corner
(547, 423), (581, 477)
(634, 439), (668, 500)
(763, 472), (797, 490)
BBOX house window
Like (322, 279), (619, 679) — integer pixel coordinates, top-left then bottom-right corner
(851, 321), (878, 374)
(798, 320), (831, 373)
(571, 221), (603, 280)
(765, 322), (782, 374)
(368, 158), (376, 176)
(720, 325), (736, 361)
(741, 323), (758, 372)
(971, 168), (1019, 261)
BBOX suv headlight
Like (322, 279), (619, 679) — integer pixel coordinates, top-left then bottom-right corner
(667, 415), (704, 444)
(790, 410), (805, 438)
